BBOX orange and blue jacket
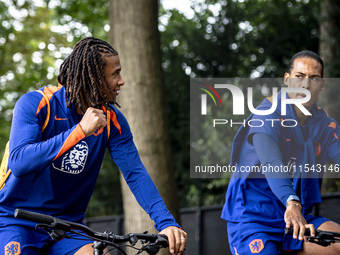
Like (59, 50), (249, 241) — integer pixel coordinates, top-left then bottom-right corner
(0, 85), (179, 231)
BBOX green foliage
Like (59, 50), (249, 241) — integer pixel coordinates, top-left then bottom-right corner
(51, 0), (109, 41)
(161, 0), (320, 79)
(0, 0), (70, 154)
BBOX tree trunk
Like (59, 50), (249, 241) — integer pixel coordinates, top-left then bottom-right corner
(108, 1), (179, 254)
(318, 0), (340, 121)
(319, 0), (334, 78)
(319, 0), (340, 190)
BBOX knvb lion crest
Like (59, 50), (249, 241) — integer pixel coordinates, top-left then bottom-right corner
(249, 239), (264, 253)
(53, 141), (88, 174)
(5, 241), (20, 255)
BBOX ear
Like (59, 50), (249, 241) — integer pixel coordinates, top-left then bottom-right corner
(320, 78), (325, 91)
(284, 73), (290, 86)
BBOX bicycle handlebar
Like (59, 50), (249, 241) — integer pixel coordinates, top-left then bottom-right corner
(14, 209), (169, 254)
(285, 227), (340, 238)
(15, 209), (98, 237)
(285, 227), (340, 247)
(284, 227), (311, 236)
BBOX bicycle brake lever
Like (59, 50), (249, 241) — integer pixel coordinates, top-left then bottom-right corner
(307, 236), (334, 247)
(144, 246), (160, 255)
(36, 224), (70, 241)
(36, 218), (71, 231)
(140, 235), (169, 255)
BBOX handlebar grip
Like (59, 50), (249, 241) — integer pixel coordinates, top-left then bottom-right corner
(285, 227), (311, 236)
(158, 234), (168, 241)
(14, 209), (55, 225)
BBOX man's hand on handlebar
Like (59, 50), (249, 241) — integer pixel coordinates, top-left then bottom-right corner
(285, 226), (340, 247)
(284, 201), (315, 241)
(159, 226), (187, 255)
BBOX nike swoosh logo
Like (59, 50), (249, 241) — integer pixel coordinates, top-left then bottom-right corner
(55, 115), (68, 121)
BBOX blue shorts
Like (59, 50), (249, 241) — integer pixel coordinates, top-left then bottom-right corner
(0, 224), (93, 255)
(228, 215), (329, 255)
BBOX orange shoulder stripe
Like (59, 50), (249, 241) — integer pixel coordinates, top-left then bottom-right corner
(266, 96), (273, 104)
(101, 106), (122, 135)
(36, 85), (63, 116)
(53, 124), (86, 160)
(43, 85), (61, 100)
(328, 122), (337, 129)
(110, 110), (121, 134)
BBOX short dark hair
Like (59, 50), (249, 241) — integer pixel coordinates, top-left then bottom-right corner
(288, 50), (324, 77)
(57, 37), (119, 113)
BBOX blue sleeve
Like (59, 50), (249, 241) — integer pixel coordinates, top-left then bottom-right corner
(8, 92), (85, 177)
(247, 109), (282, 145)
(107, 109), (180, 231)
(253, 133), (298, 206)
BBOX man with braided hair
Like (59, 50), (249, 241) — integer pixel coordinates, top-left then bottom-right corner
(0, 37), (187, 255)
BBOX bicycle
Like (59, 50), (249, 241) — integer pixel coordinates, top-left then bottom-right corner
(285, 227), (340, 247)
(14, 209), (169, 255)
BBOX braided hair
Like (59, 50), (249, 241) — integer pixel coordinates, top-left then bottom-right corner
(57, 37), (120, 113)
